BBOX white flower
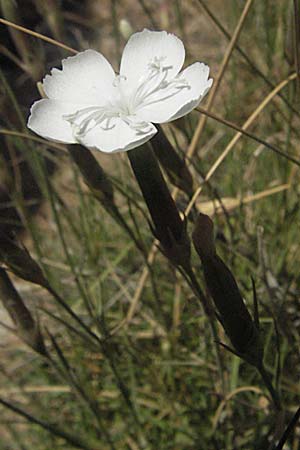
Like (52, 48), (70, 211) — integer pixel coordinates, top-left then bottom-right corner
(28, 29), (213, 153)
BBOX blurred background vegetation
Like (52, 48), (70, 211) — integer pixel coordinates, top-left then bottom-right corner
(0, 0), (300, 449)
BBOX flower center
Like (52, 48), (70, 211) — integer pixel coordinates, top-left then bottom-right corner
(63, 56), (190, 140)
(63, 103), (152, 140)
(63, 75), (134, 139)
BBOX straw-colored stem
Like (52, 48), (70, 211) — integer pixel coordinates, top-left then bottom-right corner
(0, 17), (77, 53)
(187, 0), (254, 159)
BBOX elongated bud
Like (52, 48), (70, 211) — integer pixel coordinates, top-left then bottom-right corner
(151, 126), (194, 197)
(192, 213), (262, 365)
(0, 231), (48, 288)
(68, 145), (115, 207)
(0, 268), (47, 355)
(128, 144), (190, 269)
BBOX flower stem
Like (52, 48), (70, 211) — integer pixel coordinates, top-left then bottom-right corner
(257, 363), (282, 411)
(182, 265), (226, 393)
(101, 343), (149, 448)
(0, 396), (98, 450)
(46, 284), (102, 346)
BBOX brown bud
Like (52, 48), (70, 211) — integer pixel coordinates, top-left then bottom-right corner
(0, 268), (47, 356)
(192, 213), (216, 259)
(192, 214), (262, 365)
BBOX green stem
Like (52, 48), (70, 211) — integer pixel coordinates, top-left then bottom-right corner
(46, 343), (116, 449)
(46, 285), (101, 346)
(0, 396), (97, 450)
(257, 363), (282, 411)
(182, 265), (226, 393)
(101, 344), (149, 448)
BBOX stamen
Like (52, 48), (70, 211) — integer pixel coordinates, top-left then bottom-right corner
(123, 117), (153, 135)
(130, 58), (191, 111)
(64, 107), (107, 137)
(63, 105), (150, 140)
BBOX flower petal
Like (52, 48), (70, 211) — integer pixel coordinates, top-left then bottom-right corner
(28, 99), (81, 143)
(136, 62), (213, 123)
(79, 117), (157, 153)
(42, 50), (116, 105)
(120, 29), (185, 90)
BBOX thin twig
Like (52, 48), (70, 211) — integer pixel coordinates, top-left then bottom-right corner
(0, 18), (77, 54)
(0, 397), (96, 450)
(257, 364), (282, 411)
(0, 129), (67, 152)
(196, 0), (299, 116)
(183, 73), (298, 214)
(187, 0), (254, 159)
(293, 0), (300, 81)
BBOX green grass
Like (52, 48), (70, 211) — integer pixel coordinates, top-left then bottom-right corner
(0, 0), (300, 449)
